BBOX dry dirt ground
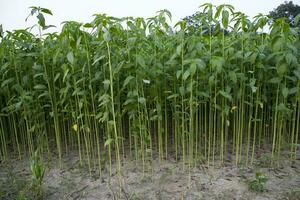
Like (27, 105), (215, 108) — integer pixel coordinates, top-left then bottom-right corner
(0, 150), (300, 200)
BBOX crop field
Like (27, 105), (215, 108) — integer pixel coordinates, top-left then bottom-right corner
(0, 3), (300, 200)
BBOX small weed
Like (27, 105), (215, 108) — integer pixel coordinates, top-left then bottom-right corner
(238, 165), (248, 180)
(17, 193), (28, 200)
(257, 154), (272, 167)
(286, 188), (300, 200)
(0, 164), (30, 199)
(248, 172), (267, 192)
(30, 151), (45, 198)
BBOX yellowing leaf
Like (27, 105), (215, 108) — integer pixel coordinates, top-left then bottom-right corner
(72, 124), (78, 132)
(231, 106), (238, 112)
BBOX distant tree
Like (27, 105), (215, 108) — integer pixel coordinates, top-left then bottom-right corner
(0, 25), (3, 38)
(269, 1), (300, 26)
(182, 12), (207, 35)
(182, 12), (229, 36)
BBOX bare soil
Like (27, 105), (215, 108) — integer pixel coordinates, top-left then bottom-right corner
(0, 151), (299, 200)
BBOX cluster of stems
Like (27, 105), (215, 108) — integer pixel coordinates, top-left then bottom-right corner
(0, 4), (299, 175)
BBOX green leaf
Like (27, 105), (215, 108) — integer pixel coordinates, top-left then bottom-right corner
(123, 98), (135, 106)
(103, 79), (110, 91)
(276, 103), (291, 112)
(211, 56), (224, 73)
(63, 68), (69, 82)
(136, 55), (146, 67)
(250, 53), (257, 64)
(282, 87), (289, 98)
(43, 25), (56, 30)
(167, 94), (179, 99)
(123, 76), (134, 87)
(138, 97), (146, 104)
(67, 52), (74, 65)
(272, 36), (284, 52)
(37, 13), (45, 28)
(222, 10), (229, 28)
(179, 86), (185, 95)
(214, 6), (222, 19)
(38, 91), (49, 99)
(176, 44), (183, 55)
(1, 78), (14, 88)
(103, 30), (111, 42)
(219, 90), (232, 101)
(269, 77), (281, 84)
(92, 55), (105, 66)
(189, 63), (197, 77)
(183, 70), (190, 81)
(277, 64), (287, 76)
(228, 71), (237, 83)
(199, 92), (210, 98)
(176, 70), (182, 79)
(294, 13), (300, 25)
(34, 84), (47, 90)
(285, 53), (297, 66)
(83, 23), (93, 28)
(41, 8), (53, 15)
(195, 58), (206, 71)
(104, 138), (113, 147)
(54, 73), (60, 83)
(294, 70), (300, 79)
(289, 87), (299, 95)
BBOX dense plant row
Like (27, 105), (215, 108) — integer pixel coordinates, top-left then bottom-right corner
(0, 4), (299, 175)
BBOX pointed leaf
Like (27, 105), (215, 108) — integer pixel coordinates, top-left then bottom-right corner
(282, 87), (289, 98)
(67, 52), (74, 65)
(183, 70), (190, 81)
